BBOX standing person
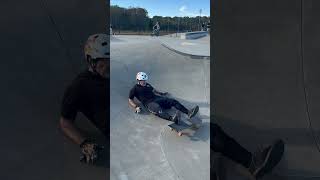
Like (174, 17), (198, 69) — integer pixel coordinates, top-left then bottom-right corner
(59, 33), (109, 164)
(153, 22), (160, 36)
(201, 22), (206, 31)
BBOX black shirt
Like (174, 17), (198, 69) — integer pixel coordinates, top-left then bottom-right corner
(129, 83), (158, 105)
(61, 70), (109, 135)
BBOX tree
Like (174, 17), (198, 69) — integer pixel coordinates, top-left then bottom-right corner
(110, 5), (210, 33)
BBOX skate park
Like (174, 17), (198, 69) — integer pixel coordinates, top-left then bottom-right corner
(1, 1), (108, 179)
(110, 33), (210, 180)
(213, 0), (320, 179)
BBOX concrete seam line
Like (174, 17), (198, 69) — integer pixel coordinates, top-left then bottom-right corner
(160, 43), (210, 60)
(39, 0), (76, 73)
(202, 61), (210, 108)
(159, 127), (181, 180)
(299, 0), (320, 152)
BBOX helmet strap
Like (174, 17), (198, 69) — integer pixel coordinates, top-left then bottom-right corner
(87, 56), (98, 74)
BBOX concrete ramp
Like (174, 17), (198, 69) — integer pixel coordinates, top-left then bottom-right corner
(159, 35), (210, 58)
(214, 0), (320, 179)
(0, 1), (107, 179)
(110, 35), (210, 180)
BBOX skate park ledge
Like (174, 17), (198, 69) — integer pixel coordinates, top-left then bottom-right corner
(181, 31), (208, 39)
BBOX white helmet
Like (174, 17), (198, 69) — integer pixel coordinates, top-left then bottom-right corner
(84, 33), (110, 59)
(136, 72), (148, 81)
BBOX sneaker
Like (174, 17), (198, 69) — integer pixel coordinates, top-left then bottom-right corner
(188, 106), (199, 119)
(172, 111), (181, 125)
(249, 139), (285, 178)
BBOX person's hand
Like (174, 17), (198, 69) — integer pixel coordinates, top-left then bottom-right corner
(80, 140), (104, 164)
(135, 106), (142, 113)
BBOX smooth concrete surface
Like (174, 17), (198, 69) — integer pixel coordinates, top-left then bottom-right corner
(0, 1), (108, 180)
(303, 0), (320, 152)
(110, 35), (210, 180)
(214, 0), (320, 179)
(159, 35), (210, 57)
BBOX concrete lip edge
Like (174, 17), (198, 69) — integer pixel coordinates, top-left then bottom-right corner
(160, 43), (210, 60)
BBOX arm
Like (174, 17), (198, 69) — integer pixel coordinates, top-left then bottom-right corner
(128, 98), (138, 109)
(128, 86), (140, 110)
(60, 116), (103, 164)
(59, 116), (86, 145)
(129, 98), (142, 113)
(153, 89), (168, 96)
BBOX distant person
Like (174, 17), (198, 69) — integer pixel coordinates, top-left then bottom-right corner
(211, 122), (285, 179)
(59, 33), (109, 164)
(128, 72), (199, 124)
(201, 22), (206, 31)
(152, 22), (160, 36)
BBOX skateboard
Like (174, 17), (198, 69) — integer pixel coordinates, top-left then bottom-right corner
(168, 106), (202, 136)
(168, 120), (192, 136)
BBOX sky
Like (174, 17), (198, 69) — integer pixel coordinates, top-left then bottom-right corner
(110, 0), (210, 18)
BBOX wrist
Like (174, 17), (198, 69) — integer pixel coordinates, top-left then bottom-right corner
(80, 139), (90, 148)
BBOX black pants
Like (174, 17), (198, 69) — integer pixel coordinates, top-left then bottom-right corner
(146, 97), (189, 121)
(211, 123), (252, 168)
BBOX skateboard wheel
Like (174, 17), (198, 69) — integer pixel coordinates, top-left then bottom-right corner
(170, 128), (173, 131)
(178, 132), (182, 136)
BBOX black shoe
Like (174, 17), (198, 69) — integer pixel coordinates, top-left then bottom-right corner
(172, 111), (181, 125)
(188, 106), (199, 119)
(249, 139), (285, 178)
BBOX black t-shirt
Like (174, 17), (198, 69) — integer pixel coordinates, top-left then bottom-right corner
(129, 83), (158, 105)
(61, 70), (109, 135)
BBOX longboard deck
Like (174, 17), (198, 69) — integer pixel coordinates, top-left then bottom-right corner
(168, 120), (191, 136)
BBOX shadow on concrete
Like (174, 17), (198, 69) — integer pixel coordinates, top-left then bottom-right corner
(186, 122), (210, 142)
(214, 115), (317, 148)
(212, 115), (320, 178)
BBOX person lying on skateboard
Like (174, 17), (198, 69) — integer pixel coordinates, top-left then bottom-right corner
(211, 122), (285, 179)
(59, 33), (109, 164)
(128, 72), (199, 124)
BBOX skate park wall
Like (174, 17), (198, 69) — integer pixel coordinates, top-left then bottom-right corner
(214, 0), (320, 177)
(0, 1), (108, 179)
